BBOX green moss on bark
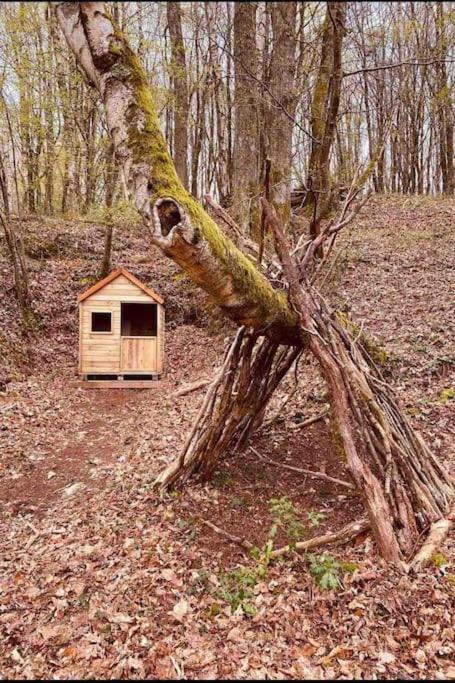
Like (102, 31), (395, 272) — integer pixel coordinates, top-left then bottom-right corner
(106, 33), (299, 342)
(329, 410), (348, 463)
(335, 311), (389, 366)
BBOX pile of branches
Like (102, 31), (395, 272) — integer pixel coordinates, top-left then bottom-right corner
(156, 183), (454, 570)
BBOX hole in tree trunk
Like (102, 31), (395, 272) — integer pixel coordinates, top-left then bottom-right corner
(157, 199), (182, 236)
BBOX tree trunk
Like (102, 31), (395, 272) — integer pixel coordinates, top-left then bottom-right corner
(0, 152), (10, 215)
(166, 1), (189, 189)
(0, 90), (21, 215)
(265, 1), (298, 228)
(44, 3), (56, 215)
(0, 213), (34, 328)
(56, 1), (300, 345)
(84, 105), (97, 213)
(99, 142), (117, 279)
(204, 2), (230, 205)
(434, 3), (454, 195)
(305, 2), (346, 239)
(231, 1), (260, 235)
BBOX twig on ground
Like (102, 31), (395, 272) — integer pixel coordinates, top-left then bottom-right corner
(270, 518), (370, 559)
(172, 378), (213, 398)
(201, 519), (253, 551)
(289, 409), (330, 430)
(249, 445), (355, 490)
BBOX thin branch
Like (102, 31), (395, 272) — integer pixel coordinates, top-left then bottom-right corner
(343, 58), (455, 78)
(289, 409), (330, 430)
(201, 519), (253, 551)
(249, 445), (355, 490)
(172, 378), (213, 398)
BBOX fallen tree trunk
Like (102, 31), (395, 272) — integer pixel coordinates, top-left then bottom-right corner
(55, 2), (300, 345)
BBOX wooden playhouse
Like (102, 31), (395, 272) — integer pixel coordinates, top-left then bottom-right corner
(77, 267), (164, 387)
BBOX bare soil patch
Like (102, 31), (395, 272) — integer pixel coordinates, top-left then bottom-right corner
(171, 420), (363, 567)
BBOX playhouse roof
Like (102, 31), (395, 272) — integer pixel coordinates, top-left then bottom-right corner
(77, 267), (164, 304)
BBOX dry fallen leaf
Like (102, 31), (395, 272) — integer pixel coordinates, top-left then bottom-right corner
(378, 651), (396, 665)
(108, 613), (133, 625)
(172, 599), (189, 621)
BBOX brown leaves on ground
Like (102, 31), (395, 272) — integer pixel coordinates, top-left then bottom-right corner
(0, 196), (454, 679)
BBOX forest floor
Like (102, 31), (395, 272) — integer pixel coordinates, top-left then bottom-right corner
(0, 195), (454, 679)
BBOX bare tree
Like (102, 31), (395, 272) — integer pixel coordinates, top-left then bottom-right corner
(304, 2), (347, 239)
(167, 1), (189, 189)
(231, 1), (260, 234)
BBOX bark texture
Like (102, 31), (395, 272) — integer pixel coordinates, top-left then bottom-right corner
(305, 2), (347, 236)
(265, 2), (298, 228)
(167, 1), (189, 189)
(231, 1), (260, 234)
(56, 1), (300, 345)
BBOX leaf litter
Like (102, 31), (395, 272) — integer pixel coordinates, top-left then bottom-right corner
(0, 196), (454, 679)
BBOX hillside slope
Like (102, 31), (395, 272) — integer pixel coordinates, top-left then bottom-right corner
(0, 196), (454, 679)
(0, 211), (230, 382)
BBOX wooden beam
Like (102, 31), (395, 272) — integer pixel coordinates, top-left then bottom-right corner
(71, 379), (162, 389)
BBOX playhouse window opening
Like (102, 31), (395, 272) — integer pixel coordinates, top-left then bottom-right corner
(121, 303), (157, 337)
(91, 311), (112, 332)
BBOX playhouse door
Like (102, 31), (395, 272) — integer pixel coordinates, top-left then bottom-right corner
(121, 337), (157, 372)
(120, 302), (158, 373)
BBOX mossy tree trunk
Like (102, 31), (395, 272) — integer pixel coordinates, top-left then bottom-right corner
(56, 1), (300, 346)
